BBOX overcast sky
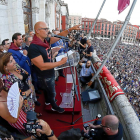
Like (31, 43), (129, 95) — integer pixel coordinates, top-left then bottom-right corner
(63, 0), (140, 26)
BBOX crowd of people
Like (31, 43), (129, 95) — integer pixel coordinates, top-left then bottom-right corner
(0, 22), (81, 139)
(0, 20), (127, 140)
(92, 39), (140, 119)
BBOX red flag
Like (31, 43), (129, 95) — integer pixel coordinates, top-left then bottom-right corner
(118, 0), (130, 14)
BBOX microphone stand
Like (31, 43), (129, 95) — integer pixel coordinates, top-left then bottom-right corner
(57, 37), (82, 125)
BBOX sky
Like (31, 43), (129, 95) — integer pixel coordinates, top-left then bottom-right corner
(63, 0), (140, 26)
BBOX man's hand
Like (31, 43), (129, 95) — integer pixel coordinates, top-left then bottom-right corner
(23, 50), (28, 56)
(88, 123), (95, 129)
(83, 52), (86, 55)
(70, 24), (81, 31)
(60, 57), (67, 65)
(87, 81), (93, 87)
(36, 119), (52, 136)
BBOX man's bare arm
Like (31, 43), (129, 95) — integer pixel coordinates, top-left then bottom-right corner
(31, 55), (67, 71)
(50, 25), (81, 44)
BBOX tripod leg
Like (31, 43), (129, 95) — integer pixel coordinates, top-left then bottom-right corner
(73, 115), (83, 124)
(57, 119), (71, 125)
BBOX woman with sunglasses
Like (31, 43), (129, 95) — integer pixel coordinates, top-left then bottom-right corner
(0, 52), (36, 114)
(0, 78), (30, 136)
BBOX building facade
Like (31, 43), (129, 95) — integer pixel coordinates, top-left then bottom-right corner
(69, 15), (82, 28)
(82, 18), (116, 39)
(113, 21), (138, 43)
(61, 1), (69, 31)
(0, 0), (69, 42)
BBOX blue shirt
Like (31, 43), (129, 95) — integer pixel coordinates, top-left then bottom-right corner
(80, 64), (93, 77)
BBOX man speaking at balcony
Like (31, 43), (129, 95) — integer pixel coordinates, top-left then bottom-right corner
(28, 21), (81, 113)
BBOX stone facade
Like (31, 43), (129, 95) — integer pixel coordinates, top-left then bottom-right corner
(69, 15), (81, 28)
(0, 0), (67, 43)
(114, 20), (138, 44)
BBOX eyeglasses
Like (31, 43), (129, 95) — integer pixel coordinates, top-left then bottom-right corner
(100, 124), (109, 128)
(38, 28), (49, 31)
(6, 43), (10, 45)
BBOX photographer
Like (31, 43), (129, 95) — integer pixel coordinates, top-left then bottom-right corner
(24, 119), (57, 140)
(82, 115), (123, 140)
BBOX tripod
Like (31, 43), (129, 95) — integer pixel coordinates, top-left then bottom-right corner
(57, 38), (83, 125)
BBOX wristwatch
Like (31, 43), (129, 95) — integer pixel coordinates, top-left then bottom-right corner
(46, 130), (54, 137)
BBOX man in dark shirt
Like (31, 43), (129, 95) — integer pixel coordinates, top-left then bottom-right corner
(28, 21), (81, 113)
(83, 115), (123, 140)
(83, 39), (94, 60)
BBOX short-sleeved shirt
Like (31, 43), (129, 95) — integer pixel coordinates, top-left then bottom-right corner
(94, 123), (123, 140)
(80, 63), (93, 77)
(86, 45), (94, 60)
(80, 37), (87, 50)
(28, 44), (54, 78)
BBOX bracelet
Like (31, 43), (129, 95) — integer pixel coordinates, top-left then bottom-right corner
(30, 88), (32, 93)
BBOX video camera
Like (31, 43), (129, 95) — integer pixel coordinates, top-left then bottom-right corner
(23, 111), (42, 134)
(82, 114), (101, 140)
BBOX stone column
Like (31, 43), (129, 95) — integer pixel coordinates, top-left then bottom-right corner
(49, 0), (55, 31)
(8, 0), (24, 38)
(39, 0), (45, 22)
(31, 0), (39, 29)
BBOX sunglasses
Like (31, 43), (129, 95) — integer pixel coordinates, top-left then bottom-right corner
(38, 28), (49, 31)
(100, 124), (109, 128)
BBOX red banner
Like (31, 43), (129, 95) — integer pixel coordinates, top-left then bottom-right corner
(118, 0), (130, 14)
(93, 62), (124, 102)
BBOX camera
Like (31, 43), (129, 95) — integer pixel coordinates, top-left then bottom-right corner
(83, 123), (98, 140)
(23, 111), (42, 134)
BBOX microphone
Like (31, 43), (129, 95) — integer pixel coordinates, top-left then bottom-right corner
(51, 33), (69, 42)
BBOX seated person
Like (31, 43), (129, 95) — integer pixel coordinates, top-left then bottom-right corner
(0, 52), (39, 113)
(79, 60), (94, 87)
(82, 115), (123, 140)
(0, 78), (29, 136)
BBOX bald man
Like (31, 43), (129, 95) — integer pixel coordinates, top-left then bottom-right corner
(83, 115), (123, 140)
(28, 21), (81, 113)
(83, 39), (94, 60)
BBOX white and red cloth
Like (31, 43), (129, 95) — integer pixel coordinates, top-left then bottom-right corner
(93, 62), (124, 101)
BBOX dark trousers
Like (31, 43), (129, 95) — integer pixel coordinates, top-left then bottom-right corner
(80, 75), (92, 85)
(38, 75), (58, 109)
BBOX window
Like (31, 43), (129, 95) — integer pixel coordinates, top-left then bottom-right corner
(102, 24), (104, 30)
(105, 24), (107, 31)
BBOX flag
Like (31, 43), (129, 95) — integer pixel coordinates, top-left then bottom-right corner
(118, 0), (130, 14)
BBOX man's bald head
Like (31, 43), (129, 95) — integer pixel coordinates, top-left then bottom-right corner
(34, 21), (47, 33)
(102, 115), (119, 131)
(34, 21), (49, 41)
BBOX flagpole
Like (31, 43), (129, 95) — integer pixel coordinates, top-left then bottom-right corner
(86, 0), (137, 89)
(87, 0), (106, 39)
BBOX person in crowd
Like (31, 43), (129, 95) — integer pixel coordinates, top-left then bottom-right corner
(8, 33), (31, 75)
(23, 35), (42, 95)
(83, 115), (123, 140)
(22, 34), (26, 49)
(79, 33), (87, 54)
(29, 31), (34, 37)
(51, 29), (66, 80)
(0, 52), (40, 112)
(0, 78), (29, 136)
(28, 21), (81, 113)
(1, 39), (11, 53)
(0, 44), (3, 51)
(23, 36), (33, 52)
(83, 39), (94, 60)
(79, 60), (94, 87)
